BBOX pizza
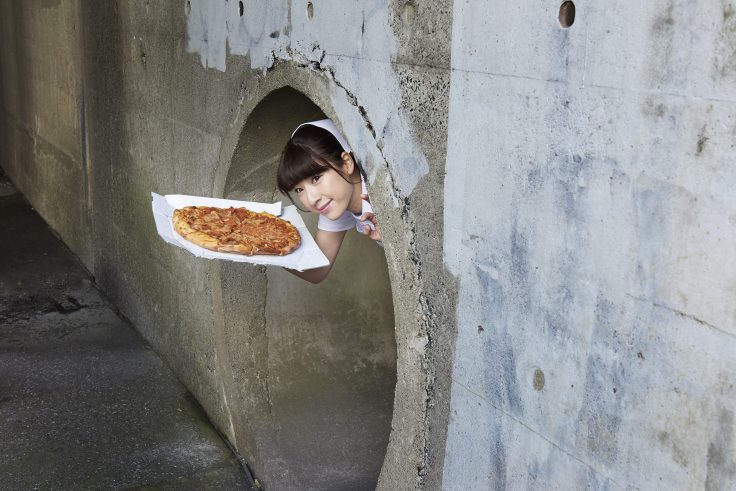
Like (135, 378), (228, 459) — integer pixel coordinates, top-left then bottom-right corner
(172, 206), (300, 256)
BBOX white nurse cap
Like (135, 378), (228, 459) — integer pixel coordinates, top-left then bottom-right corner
(291, 118), (352, 153)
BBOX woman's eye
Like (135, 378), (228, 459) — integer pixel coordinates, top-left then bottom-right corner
(312, 174), (322, 184)
(293, 187), (303, 194)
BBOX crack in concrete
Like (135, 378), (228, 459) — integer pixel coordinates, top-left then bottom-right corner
(268, 46), (384, 174)
(626, 293), (735, 340)
(416, 290), (437, 487)
(452, 378), (629, 490)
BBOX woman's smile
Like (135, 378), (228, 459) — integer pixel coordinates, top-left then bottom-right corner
(318, 199), (332, 213)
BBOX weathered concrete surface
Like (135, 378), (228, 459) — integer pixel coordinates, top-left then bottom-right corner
(0, 0), (91, 267)
(2, 1), (417, 489)
(442, 1), (736, 489)
(1, 0), (734, 490)
(0, 169), (253, 490)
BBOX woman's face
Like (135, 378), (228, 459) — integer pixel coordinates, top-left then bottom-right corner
(293, 166), (355, 220)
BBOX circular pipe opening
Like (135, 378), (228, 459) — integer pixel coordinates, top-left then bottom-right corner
(221, 87), (397, 489)
(558, 1), (575, 28)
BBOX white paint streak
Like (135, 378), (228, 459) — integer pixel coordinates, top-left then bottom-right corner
(184, 0), (429, 196)
(186, 0), (289, 71)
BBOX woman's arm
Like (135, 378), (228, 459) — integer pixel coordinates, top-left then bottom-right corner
(284, 228), (347, 284)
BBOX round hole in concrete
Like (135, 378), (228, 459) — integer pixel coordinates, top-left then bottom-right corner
(533, 368), (545, 390)
(239, 0), (244, 16)
(558, 1), (575, 28)
(220, 86), (396, 490)
(185, 0), (191, 15)
(306, 1), (314, 19)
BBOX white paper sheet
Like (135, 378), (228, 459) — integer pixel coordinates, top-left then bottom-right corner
(151, 193), (329, 271)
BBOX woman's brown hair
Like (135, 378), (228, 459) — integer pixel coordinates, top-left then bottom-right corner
(277, 124), (364, 199)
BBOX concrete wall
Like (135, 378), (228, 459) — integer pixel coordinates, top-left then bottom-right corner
(0, 1), (90, 266)
(0, 1), (734, 490)
(442, 2), (736, 489)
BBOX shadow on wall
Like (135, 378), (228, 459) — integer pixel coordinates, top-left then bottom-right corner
(221, 87), (397, 490)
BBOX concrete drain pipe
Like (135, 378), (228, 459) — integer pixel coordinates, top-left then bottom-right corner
(207, 68), (434, 490)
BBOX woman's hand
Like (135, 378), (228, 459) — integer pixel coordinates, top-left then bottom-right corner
(360, 194), (382, 242)
(358, 211), (382, 241)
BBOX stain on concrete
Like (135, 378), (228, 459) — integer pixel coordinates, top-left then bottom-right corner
(510, 219), (532, 309)
(648, 2), (678, 86)
(473, 264), (523, 417)
(657, 428), (693, 470)
(705, 408), (736, 490)
(696, 124), (709, 155)
(526, 167), (544, 194)
(139, 41), (147, 66)
(641, 96), (667, 121)
(574, 296), (625, 465)
(490, 433), (509, 488)
(714, 1), (736, 79)
(634, 184), (669, 295)
(551, 152), (596, 223)
(543, 284), (574, 347)
(652, 3), (676, 32)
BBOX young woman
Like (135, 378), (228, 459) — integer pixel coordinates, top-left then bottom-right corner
(277, 119), (382, 283)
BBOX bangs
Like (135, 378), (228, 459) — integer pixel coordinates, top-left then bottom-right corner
(277, 141), (332, 194)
